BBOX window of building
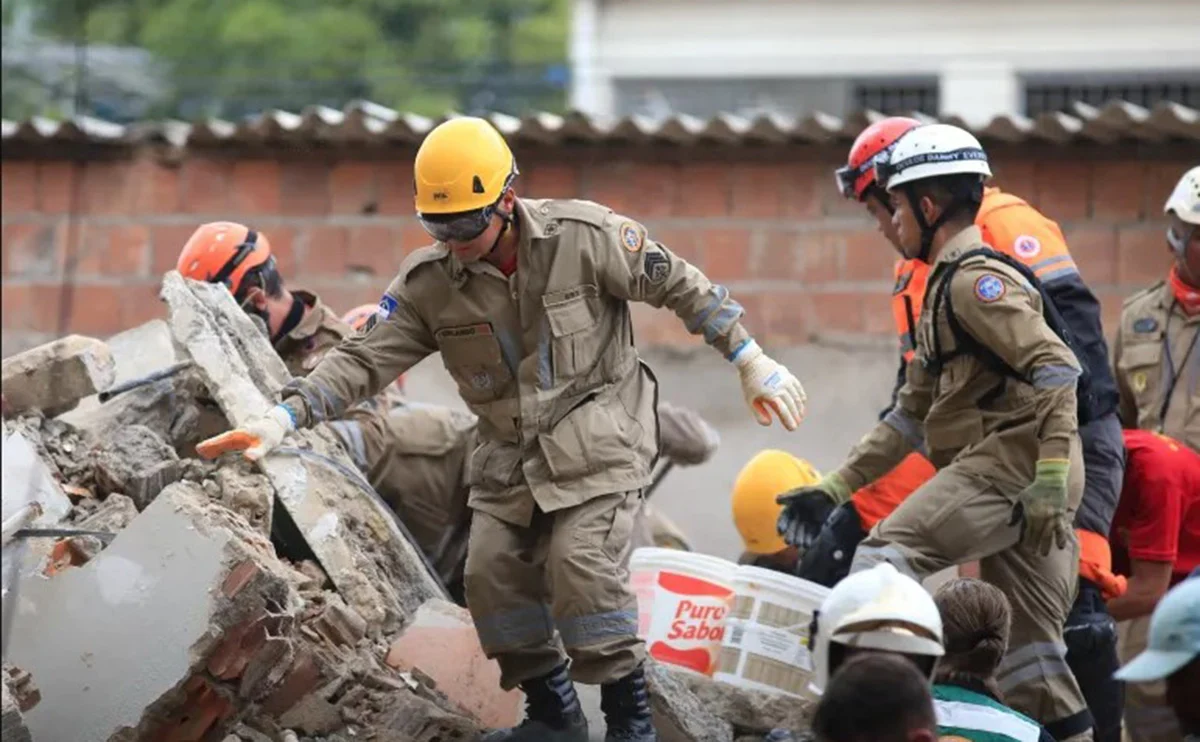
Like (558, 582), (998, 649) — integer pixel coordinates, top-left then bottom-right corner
(1024, 73), (1200, 117)
(852, 80), (939, 116)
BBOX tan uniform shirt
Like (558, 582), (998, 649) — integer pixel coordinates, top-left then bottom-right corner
(283, 198), (751, 526)
(274, 290), (351, 377)
(1113, 280), (1200, 451)
(836, 226), (1082, 492)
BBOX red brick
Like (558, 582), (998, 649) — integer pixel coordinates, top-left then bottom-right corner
(329, 162), (379, 214)
(1143, 162), (1185, 218)
(1, 283), (65, 333)
(280, 161), (330, 216)
(1116, 225), (1174, 287)
(346, 224), (404, 277)
(651, 227), (704, 266)
(1091, 161), (1146, 221)
(1064, 225), (1118, 285)
(299, 225), (350, 276)
(181, 159), (232, 214)
(793, 231), (841, 285)
(151, 224), (202, 274)
(731, 164), (785, 219)
(522, 163), (582, 199)
(780, 163), (823, 221)
(81, 161), (142, 215)
(1034, 161), (1091, 222)
(73, 223), (150, 277)
(1096, 289), (1125, 342)
(62, 283), (124, 336)
(120, 280), (166, 327)
(3, 222), (64, 277)
(861, 292), (898, 335)
(675, 164), (730, 218)
(377, 159), (415, 215)
(2, 162), (38, 213)
(147, 675), (233, 741)
(755, 230), (800, 280)
(262, 652), (323, 716)
(817, 162), (863, 218)
(37, 161), (78, 213)
(400, 223), (432, 252)
(231, 160), (281, 215)
(265, 225), (298, 277)
(583, 162), (635, 215)
(701, 229), (753, 281)
(990, 159), (1037, 202)
(132, 159), (182, 214)
(840, 228), (894, 282)
(809, 291), (868, 334)
(629, 163), (678, 219)
(753, 290), (814, 345)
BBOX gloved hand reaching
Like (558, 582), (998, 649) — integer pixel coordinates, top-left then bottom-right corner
(733, 340), (807, 431)
(775, 472), (852, 549)
(1018, 458), (1071, 556)
(196, 404), (295, 462)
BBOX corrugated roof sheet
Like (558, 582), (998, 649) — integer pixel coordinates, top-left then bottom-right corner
(2, 99), (1198, 149)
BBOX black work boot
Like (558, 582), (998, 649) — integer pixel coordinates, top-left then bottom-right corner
(482, 663), (589, 742)
(601, 665), (657, 741)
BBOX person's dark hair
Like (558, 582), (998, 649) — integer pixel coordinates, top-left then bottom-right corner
(813, 652), (937, 742)
(907, 173), (985, 224)
(933, 577), (1012, 700)
(235, 256), (284, 301)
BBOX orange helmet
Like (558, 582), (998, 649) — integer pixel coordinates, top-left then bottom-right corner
(176, 222), (272, 296)
(342, 303), (381, 332)
(835, 117), (922, 202)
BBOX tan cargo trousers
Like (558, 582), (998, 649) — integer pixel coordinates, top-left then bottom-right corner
(850, 445), (1094, 740)
(1118, 615), (1182, 742)
(463, 490), (646, 690)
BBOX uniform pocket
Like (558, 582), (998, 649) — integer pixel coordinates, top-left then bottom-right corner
(542, 285), (601, 384)
(925, 408), (984, 463)
(1116, 342), (1161, 414)
(467, 439), (523, 490)
(437, 324), (513, 404)
(538, 396), (630, 482)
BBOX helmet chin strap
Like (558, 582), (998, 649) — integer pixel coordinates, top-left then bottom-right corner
(270, 295), (307, 344)
(904, 185), (964, 264)
(484, 208), (516, 258)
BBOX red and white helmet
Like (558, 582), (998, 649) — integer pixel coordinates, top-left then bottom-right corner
(835, 117), (922, 202)
(808, 563), (944, 694)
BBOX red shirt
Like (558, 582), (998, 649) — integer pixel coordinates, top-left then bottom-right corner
(1111, 430), (1200, 584)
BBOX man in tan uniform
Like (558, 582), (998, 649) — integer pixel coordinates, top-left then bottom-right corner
(1109, 165), (1200, 742)
(199, 116), (807, 742)
(776, 124), (1093, 741)
(1112, 165), (1200, 453)
(176, 221), (350, 376)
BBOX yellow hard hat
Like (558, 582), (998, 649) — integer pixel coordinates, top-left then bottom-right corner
(414, 117), (517, 215)
(732, 449), (822, 555)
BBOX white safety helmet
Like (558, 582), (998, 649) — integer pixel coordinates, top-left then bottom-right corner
(809, 563), (945, 695)
(1165, 165), (1200, 256)
(874, 123), (992, 192)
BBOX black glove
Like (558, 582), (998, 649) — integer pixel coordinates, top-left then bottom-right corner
(776, 487), (839, 549)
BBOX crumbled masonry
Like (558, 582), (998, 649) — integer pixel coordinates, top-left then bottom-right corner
(1, 336), (115, 418)
(0, 293), (800, 741)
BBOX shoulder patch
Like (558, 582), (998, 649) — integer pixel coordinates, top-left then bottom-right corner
(1132, 316), (1159, 334)
(1013, 234), (1041, 259)
(621, 221), (646, 253)
(644, 250), (670, 283)
(377, 294), (399, 321)
(973, 274), (1006, 303)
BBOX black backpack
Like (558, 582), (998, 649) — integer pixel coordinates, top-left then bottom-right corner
(924, 247), (1098, 425)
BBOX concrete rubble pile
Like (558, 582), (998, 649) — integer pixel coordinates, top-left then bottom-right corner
(0, 271), (811, 742)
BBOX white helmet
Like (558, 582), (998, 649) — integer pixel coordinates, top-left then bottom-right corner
(875, 123), (992, 192)
(809, 563), (944, 695)
(1166, 166), (1200, 255)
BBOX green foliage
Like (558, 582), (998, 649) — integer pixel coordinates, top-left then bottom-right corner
(8, 0), (569, 119)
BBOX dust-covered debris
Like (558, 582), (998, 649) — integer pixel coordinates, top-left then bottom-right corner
(682, 673), (814, 739)
(645, 660), (735, 742)
(90, 424), (183, 509)
(212, 462), (275, 536)
(4, 412), (95, 489)
(69, 493), (139, 532)
(1, 335), (116, 418)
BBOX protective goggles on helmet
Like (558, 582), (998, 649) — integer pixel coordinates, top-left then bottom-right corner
(1167, 219), (1197, 257)
(835, 150), (890, 200)
(210, 229), (260, 294)
(417, 169), (517, 243)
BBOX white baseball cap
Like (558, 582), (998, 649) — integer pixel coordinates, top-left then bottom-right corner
(1115, 578), (1200, 683)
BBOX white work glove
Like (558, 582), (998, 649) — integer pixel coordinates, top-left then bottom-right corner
(196, 404), (295, 462)
(732, 339), (807, 431)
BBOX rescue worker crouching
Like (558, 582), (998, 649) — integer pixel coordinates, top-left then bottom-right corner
(780, 124), (1094, 739)
(797, 115), (1127, 741)
(197, 116), (808, 742)
(1112, 165), (1200, 452)
(176, 222), (350, 377)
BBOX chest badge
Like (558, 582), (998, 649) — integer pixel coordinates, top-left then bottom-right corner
(1014, 235), (1041, 260)
(973, 274), (1006, 303)
(1132, 317), (1158, 334)
(1131, 371), (1148, 394)
(620, 222), (645, 253)
(471, 371), (494, 391)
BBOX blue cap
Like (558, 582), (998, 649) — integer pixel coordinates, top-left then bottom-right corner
(1115, 577), (1200, 683)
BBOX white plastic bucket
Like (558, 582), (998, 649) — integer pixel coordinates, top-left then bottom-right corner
(713, 564), (830, 697)
(630, 547), (736, 677)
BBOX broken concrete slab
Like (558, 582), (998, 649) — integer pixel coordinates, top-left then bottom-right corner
(1, 335), (116, 417)
(90, 424), (183, 509)
(385, 598), (521, 729)
(106, 319), (184, 387)
(684, 674), (813, 738)
(161, 271), (443, 630)
(211, 464), (274, 537)
(6, 481), (300, 742)
(2, 431), (72, 527)
(1, 680), (32, 742)
(70, 493), (139, 533)
(645, 659), (734, 742)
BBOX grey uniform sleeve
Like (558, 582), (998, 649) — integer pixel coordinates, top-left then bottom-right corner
(836, 357), (933, 491)
(950, 263), (1081, 462)
(282, 280), (437, 427)
(596, 217), (752, 359)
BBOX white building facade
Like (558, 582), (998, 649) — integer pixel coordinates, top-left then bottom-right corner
(569, 0), (1200, 125)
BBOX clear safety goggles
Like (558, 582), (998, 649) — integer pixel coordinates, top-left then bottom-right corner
(418, 206), (495, 244)
(835, 146), (898, 200)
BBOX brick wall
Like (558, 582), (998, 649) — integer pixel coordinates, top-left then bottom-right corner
(0, 143), (1186, 356)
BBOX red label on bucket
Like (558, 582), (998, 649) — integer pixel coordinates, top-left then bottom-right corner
(641, 571), (732, 676)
